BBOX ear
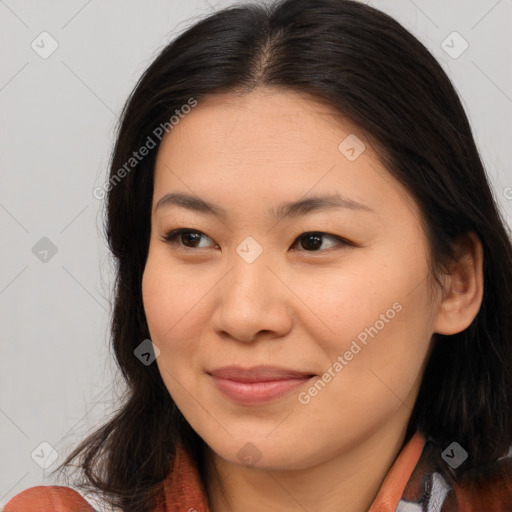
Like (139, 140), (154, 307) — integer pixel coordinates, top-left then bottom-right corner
(433, 231), (484, 335)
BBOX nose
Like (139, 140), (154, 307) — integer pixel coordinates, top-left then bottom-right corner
(211, 255), (293, 344)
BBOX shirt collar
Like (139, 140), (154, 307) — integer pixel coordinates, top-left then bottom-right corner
(160, 431), (426, 512)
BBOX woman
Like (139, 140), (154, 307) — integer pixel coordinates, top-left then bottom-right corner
(5, 0), (512, 511)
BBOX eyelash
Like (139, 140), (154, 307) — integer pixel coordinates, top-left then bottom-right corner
(160, 228), (354, 253)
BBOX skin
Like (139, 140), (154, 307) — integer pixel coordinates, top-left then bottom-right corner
(141, 87), (483, 512)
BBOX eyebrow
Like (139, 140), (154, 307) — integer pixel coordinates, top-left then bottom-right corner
(155, 191), (376, 221)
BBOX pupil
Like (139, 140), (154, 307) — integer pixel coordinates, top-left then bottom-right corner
(183, 232), (200, 246)
(302, 233), (321, 251)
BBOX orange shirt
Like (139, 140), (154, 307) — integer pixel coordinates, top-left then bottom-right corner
(5, 431), (512, 511)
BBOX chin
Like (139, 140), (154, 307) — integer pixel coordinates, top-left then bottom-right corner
(203, 434), (321, 471)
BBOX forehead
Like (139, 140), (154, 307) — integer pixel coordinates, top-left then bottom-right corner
(155, 87), (361, 171)
(152, 87), (419, 224)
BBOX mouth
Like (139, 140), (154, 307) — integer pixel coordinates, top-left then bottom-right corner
(207, 365), (316, 405)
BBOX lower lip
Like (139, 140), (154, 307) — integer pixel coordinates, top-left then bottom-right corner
(209, 375), (313, 405)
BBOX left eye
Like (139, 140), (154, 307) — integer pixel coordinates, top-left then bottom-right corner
(292, 232), (349, 251)
(161, 229), (351, 252)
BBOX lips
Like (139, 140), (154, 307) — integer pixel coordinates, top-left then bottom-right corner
(207, 365), (315, 405)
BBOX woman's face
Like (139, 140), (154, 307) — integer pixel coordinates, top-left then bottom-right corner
(142, 87), (444, 470)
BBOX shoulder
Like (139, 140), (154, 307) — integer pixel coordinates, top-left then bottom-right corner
(3, 485), (96, 512)
(400, 436), (512, 510)
(448, 457), (512, 510)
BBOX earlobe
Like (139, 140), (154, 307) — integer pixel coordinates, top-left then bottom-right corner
(433, 231), (484, 335)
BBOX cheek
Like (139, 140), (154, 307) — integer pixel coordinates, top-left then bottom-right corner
(142, 260), (194, 400)
(142, 251), (206, 342)
(302, 250), (435, 394)
(289, 262), (397, 354)
(141, 251), (212, 401)
(296, 297), (432, 449)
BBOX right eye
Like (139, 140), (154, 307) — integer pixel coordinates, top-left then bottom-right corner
(161, 228), (217, 250)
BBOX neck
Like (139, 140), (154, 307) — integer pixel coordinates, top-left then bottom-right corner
(204, 414), (412, 512)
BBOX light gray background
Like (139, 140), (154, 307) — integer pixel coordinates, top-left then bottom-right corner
(1, 0), (511, 506)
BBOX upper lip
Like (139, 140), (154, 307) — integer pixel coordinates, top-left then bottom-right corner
(207, 365), (315, 382)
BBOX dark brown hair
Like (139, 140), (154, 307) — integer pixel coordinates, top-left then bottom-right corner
(53, 0), (512, 510)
